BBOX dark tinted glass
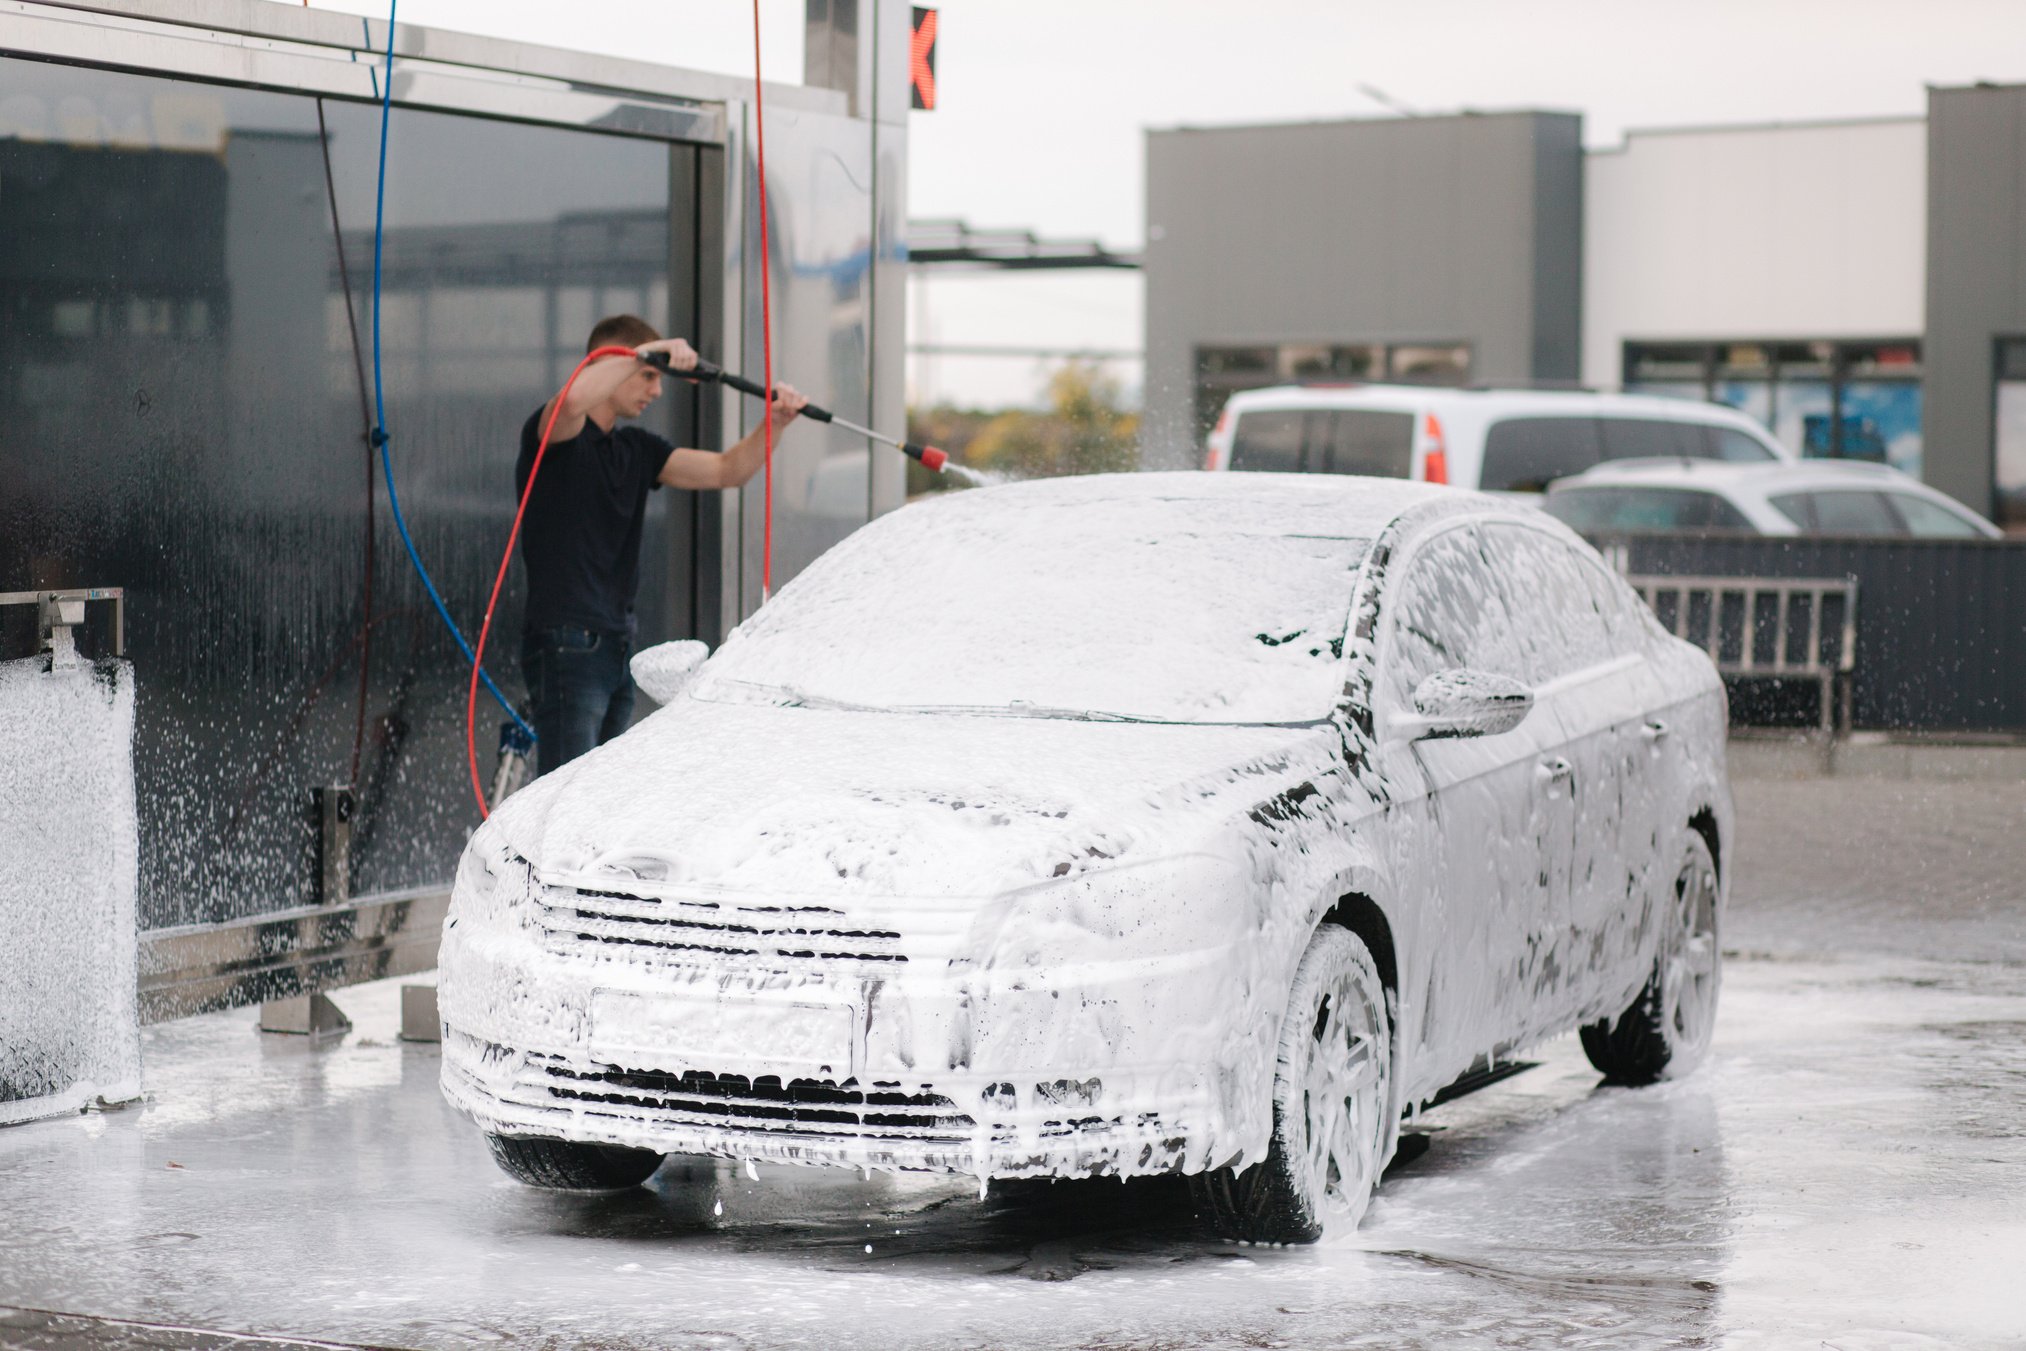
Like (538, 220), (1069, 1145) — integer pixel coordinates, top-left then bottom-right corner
(0, 59), (673, 927)
(1544, 487), (1754, 533)
(1791, 491), (1903, 536)
(1884, 493), (1983, 539)
(1705, 494), (1756, 529)
(1767, 493), (1813, 529)
(1321, 410), (1414, 478)
(1228, 410), (1307, 472)
(1479, 417), (1602, 492)
(1598, 417), (1710, 461)
(1713, 428), (1777, 462)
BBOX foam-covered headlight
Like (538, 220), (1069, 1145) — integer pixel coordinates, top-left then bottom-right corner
(954, 853), (1250, 977)
(449, 833), (537, 934)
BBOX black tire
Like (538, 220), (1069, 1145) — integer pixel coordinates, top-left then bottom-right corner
(1582, 830), (1722, 1086)
(1192, 925), (1392, 1244)
(484, 1133), (665, 1190)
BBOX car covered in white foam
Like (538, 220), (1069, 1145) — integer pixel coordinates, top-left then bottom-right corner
(439, 473), (1732, 1242)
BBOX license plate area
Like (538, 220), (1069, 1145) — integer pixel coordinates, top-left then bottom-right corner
(587, 988), (856, 1078)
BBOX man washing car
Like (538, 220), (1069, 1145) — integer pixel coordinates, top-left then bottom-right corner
(518, 314), (807, 777)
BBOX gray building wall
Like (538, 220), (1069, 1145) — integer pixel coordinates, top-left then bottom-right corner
(1141, 110), (1583, 466)
(1926, 83), (2026, 519)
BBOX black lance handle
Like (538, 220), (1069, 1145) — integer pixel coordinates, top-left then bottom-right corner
(643, 351), (832, 421)
(640, 350), (945, 469)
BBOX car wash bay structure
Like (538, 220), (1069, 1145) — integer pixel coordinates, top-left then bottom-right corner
(0, 0), (913, 1010)
(1144, 86), (2026, 530)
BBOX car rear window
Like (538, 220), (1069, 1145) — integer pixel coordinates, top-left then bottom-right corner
(1228, 408), (1414, 478)
(1321, 410), (1415, 477)
(1543, 486), (1754, 533)
(1884, 492), (1984, 538)
(1483, 414), (1776, 492)
(1598, 417), (1708, 461)
(1770, 490), (1903, 536)
(1479, 417), (1603, 492)
(1712, 428), (1778, 462)
(1228, 410), (1305, 473)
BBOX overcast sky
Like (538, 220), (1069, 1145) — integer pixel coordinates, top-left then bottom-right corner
(301, 0), (2026, 406)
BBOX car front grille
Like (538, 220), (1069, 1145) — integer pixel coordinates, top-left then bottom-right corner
(523, 1056), (977, 1145)
(533, 886), (909, 967)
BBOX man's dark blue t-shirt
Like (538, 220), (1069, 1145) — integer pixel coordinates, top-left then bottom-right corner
(516, 406), (675, 635)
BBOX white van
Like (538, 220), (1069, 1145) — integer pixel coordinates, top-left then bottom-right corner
(1202, 384), (1794, 492)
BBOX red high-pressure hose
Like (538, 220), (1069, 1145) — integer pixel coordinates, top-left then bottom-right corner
(753, 0), (776, 597)
(465, 343), (638, 817)
(463, 15), (945, 817)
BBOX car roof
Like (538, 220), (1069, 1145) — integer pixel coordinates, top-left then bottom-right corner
(1550, 458), (1921, 494)
(1220, 382), (1769, 428)
(926, 470), (1478, 541)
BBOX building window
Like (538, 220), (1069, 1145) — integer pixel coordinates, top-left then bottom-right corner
(1994, 339), (2026, 531)
(1194, 340), (1469, 445)
(1624, 339), (1923, 476)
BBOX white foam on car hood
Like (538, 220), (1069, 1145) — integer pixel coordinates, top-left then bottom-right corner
(496, 699), (1335, 897)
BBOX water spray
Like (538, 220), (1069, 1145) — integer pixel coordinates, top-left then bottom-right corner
(644, 352), (949, 472)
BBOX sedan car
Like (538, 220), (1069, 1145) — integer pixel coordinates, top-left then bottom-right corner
(439, 473), (1731, 1243)
(1541, 457), (2001, 538)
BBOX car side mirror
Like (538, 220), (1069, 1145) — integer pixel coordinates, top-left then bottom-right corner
(630, 639), (709, 706)
(1395, 668), (1534, 741)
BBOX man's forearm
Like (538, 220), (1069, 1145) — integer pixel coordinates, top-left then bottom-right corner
(718, 424), (775, 487)
(558, 354), (640, 419)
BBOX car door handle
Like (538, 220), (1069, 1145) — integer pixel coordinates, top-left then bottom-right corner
(1641, 720), (1671, 743)
(1535, 756), (1574, 785)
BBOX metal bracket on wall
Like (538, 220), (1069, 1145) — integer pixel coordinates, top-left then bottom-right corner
(248, 786), (364, 1038)
(315, 785), (354, 908)
(0, 587), (125, 666)
(400, 984), (441, 1043)
(259, 992), (353, 1039)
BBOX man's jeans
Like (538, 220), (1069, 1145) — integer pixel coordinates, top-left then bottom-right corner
(521, 626), (633, 778)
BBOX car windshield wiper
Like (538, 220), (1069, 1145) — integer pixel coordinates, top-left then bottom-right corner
(904, 701), (1161, 724)
(705, 679), (887, 713)
(703, 681), (1333, 728)
(704, 680), (1162, 723)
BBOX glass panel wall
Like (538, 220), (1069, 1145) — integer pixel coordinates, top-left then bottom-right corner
(1995, 338), (2026, 532)
(1625, 339), (1923, 475)
(0, 58), (675, 928)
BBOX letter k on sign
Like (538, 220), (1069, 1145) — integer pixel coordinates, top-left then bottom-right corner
(911, 7), (938, 110)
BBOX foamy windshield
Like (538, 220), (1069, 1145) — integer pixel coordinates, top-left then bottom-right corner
(694, 488), (1370, 725)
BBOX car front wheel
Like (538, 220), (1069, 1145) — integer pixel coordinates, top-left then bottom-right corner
(1581, 830), (1722, 1085)
(1192, 924), (1393, 1244)
(484, 1133), (666, 1190)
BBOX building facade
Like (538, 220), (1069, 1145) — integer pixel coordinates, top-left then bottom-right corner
(1145, 89), (2025, 530)
(1143, 111), (1583, 468)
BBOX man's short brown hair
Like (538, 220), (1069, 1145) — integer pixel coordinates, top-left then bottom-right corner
(587, 314), (660, 353)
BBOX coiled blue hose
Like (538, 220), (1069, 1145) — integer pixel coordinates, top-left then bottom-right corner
(367, 0), (536, 743)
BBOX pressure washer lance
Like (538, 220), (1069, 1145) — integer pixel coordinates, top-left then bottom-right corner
(642, 351), (949, 472)
(492, 720), (535, 805)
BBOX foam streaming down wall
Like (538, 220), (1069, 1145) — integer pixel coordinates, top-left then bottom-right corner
(0, 655), (143, 1124)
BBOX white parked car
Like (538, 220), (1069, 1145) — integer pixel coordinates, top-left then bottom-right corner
(1542, 458), (2002, 539)
(440, 473), (1732, 1243)
(1203, 384), (1791, 492)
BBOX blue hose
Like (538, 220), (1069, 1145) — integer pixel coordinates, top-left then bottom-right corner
(367, 1), (535, 742)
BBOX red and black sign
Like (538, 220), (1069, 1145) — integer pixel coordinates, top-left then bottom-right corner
(910, 7), (938, 110)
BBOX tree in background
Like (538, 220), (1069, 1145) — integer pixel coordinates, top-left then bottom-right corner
(907, 361), (1139, 494)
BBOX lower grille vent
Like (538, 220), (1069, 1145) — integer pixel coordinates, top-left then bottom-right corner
(526, 1056), (976, 1142)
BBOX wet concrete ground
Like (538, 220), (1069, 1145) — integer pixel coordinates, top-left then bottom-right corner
(3, 766), (2022, 1350)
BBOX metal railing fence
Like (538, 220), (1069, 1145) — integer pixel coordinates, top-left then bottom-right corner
(1628, 574), (1857, 734)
